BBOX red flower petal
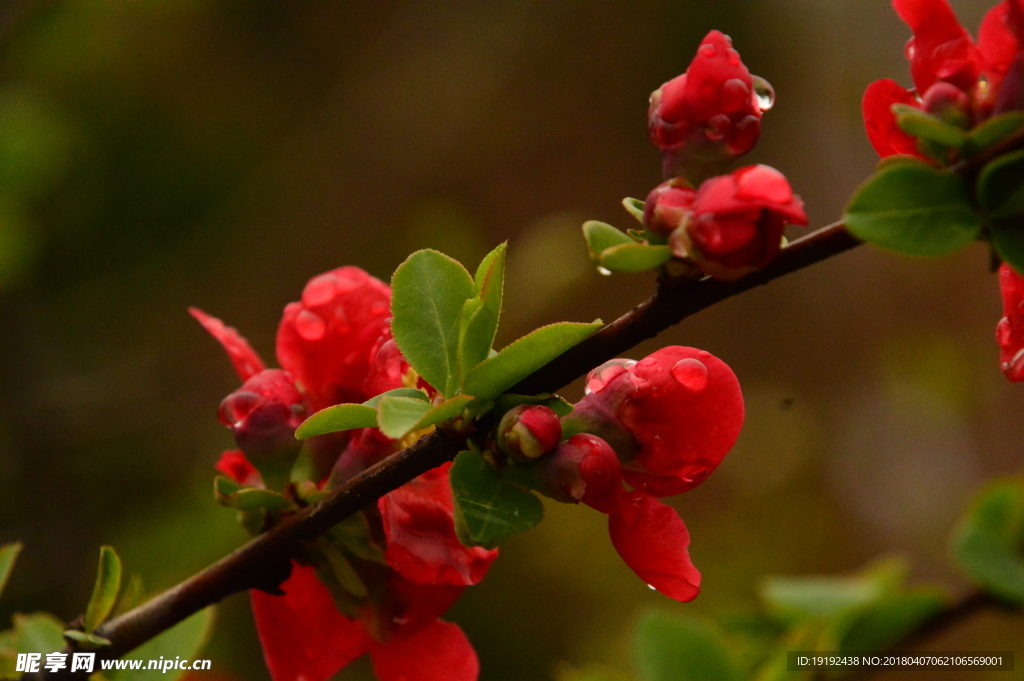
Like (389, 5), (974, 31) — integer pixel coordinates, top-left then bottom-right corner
(862, 79), (923, 158)
(608, 491), (701, 602)
(893, 0), (978, 92)
(250, 563), (370, 681)
(379, 463), (498, 586)
(979, 2), (1018, 94)
(214, 449), (260, 486)
(369, 620), (479, 681)
(276, 267), (392, 412)
(189, 307), (266, 381)
(997, 263), (1024, 382)
(618, 347), (744, 495)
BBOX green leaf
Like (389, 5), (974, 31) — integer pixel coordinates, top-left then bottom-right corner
(84, 546), (122, 634)
(622, 197), (646, 224)
(459, 243), (506, 376)
(108, 608), (214, 681)
(328, 514), (386, 564)
(0, 543), (22, 601)
(376, 395), (433, 439)
(844, 163), (981, 256)
(599, 242), (672, 272)
(63, 630), (111, 648)
(11, 613), (66, 654)
(213, 475), (241, 504)
(977, 148), (1024, 219)
(951, 477), (1024, 604)
(892, 104), (968, 149)
(966, 111), (1024, 156)
(362, 388), (429, 409)
(759, 575), (881, 622)
(582, 220), (633, 261)
(391, 249), (475, 397)
(232, 488), (292, 512)
(633, 612), (739, 681)
(450, 450), (544, 548)
(991, 220), (1024, 274)
(839, 589), (946, 652)
(314, 539), (369, 598)
(462, 321), (602, 402)
(295, 403), (378, 439)
(409, 394), (475, 432)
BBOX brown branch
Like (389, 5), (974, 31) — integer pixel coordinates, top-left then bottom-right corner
(33, 221), (860, 679)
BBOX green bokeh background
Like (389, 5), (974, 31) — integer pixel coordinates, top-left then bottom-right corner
(0, 1), (1021, 679)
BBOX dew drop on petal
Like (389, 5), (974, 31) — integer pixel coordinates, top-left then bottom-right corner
(370, 300), (389, 315)
(295, 310), (326, 341)
(597, 266), (612, 276)
(671, 358), (709, 391)
(647, 584), (658, 590)
(698, 42), (716, 58)
(727, 48), (741, 66)
(638, 356), (658, 368)
(334, 271), (362, 293)
(752, 76), (775, 111)
(302, 274), (337, 307)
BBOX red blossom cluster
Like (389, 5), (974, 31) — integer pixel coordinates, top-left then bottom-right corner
(863, 0), (1024, 157)
(194, 267), (492, 681)
(645, 31), (807, 281)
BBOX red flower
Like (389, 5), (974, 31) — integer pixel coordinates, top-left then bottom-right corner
(379, 462), (498, 587)
(276, 266), (393, 412)
(997, 263), (1024, 381)
(669, 165), (808, 281)
(863, 0), (1024, 158)
(649, 30), (771, 183)
(643, 178), (697, 239)
(251, 563), (478, 681)
(194, 266), (490, 681)
(568, 346), (745, 498)
(528, 434), (701, 602)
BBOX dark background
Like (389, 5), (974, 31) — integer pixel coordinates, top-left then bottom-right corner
(0, 1), (1021, 679)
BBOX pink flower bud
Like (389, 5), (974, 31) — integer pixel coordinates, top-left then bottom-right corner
(643, 178), (696, 238)
(648, 30), (770, 182)
(997, 263), (1024, 382)
(674, 165), (808, 281)
(496, 405), (562, 461)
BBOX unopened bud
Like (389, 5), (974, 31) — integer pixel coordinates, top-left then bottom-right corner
(496, 405), (562, 461)
(922, 81), (972, 128)
(644, 178), (696, 239)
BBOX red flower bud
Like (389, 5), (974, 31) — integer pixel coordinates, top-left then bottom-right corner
(571, 346), (744, 498)
(997, 263), (1024, 382)
(673, 165), (807, 281)
(643, 178), (696, 238)
(649, 30), (771, 183)
(496, 405), (562, 461)
(529, 433), (623, 513)
(215, 449), (261, 487)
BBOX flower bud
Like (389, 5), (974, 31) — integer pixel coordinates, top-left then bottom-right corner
(673, 165), (807, 281)
(569, 347), (744, 497)
(643, 178), (696, 239)
(922, 81), (973, 128)
(522, 433), (622, 513)
(218, 368), (305, 489)
(648, 30), (770, 183)
(496, 405), (562, 461)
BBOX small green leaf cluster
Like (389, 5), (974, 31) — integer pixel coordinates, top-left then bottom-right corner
(844, 111), (1024, 271)
(952, 476), (1024, 605)
(581, 199), (673, 275)
(559, 557), (946, 681)
(0, 543), (213, 681)
(297, 244), (600, 445)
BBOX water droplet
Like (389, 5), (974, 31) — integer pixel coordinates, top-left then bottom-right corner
(727, 48), (741, 66)
(302, 274), (337, 307)
(638, 357), (657, 367)
(905, 38), (916, 61)
(698, 350), (710, 358)
(597, 266), (612, 276)
(721, 78), (750, 113)
(647, 584), (657, 590)
(585, 361), (630, 394)
(752, 76), (775, 111)
(671, 358), (709, 391)
(370, 301), (389, 315)
(335, 271), (363, 293)
(295, 310), (326, 341)
(705, 114), (730, 141)
(698, 43), (716, 58)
